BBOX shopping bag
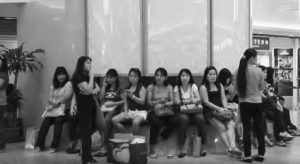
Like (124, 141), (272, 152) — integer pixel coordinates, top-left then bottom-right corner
(107, 135), (131, 164)
(24, 127), (39, 150)
(188, 135), (201, 157)
(129, 136), (147, 164)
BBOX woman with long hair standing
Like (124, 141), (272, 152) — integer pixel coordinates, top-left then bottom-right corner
(72, 56), (100, 164)
(0, 56), (8, 153)
(236, 48), (265, 162)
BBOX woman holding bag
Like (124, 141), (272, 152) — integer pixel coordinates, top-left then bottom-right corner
(72, 56), (100, 164)
(35, 67), (72, 153)
(174, 68), (207, 158)
(147, 67), (178, 159)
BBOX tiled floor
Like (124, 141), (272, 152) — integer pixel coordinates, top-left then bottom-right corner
(0, 137), (300, 164)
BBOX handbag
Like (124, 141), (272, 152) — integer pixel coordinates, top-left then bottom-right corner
(153, 105), (174, 117)
(25, 127), (39, 150)
(151, 86), (174, 117)
(187, 134), (201, 157)
(42, 104), (65, 117)
(212, 109), (234, 122)
(180, 104), (203, 114)
(179, 85), (202, 113)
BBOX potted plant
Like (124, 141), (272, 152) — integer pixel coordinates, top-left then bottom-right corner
(0, 43), (44, 142)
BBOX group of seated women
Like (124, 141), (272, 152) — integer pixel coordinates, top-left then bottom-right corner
(33, 56), (299, 164)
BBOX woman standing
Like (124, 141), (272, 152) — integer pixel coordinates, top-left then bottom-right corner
(72, 56), (100, 164)
(35, 67), (72, 153)
(0, 56), (8, 153)
(236, 48), (265, 162)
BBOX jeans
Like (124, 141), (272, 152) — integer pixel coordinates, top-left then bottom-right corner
(240, 102), (265, 157)
(35, 116), (67, 149)
(0, 105), (6, 149)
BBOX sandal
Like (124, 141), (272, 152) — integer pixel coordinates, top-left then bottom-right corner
(200, 150), (207, 157)
(177, 152), (186, 158)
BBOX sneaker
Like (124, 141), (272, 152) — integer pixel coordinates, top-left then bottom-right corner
(276, 140), (287, 147)
(48, 148), (58, 153)
(149, 153), (158, 158)
(34, 147), (41, 153)
(167, 154), (175, 159)
(264, 136), (274, 147)
(279, 132), (294, 139)
(252, 154), (264, 162)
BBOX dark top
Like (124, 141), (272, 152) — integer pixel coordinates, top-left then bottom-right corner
(104, 87), (122, 102)
(72, 74), (95, 113)
(203, 86), (223, 119)
(126, 84), (145, 111)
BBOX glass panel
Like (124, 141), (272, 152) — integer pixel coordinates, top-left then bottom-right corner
(147, 0), (208, 75)
(213, 0), (250, 72)
(88, 0), (141, 75)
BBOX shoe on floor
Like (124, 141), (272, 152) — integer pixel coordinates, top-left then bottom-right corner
(276, 140), (287, 147)
(252, 154), (264, 162)
(149, 153), (158, 158)
(228, 147), (243, 156)
(177, 152), (186, 158)
(48, 148), (58, 153)
(241, 157), (252, 163)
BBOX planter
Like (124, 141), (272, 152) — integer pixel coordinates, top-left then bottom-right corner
(4, 117), (24, 143)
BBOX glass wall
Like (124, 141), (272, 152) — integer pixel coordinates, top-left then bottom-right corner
(88, 0), (141, 75)
(213, 0), (250, 72)
(147, 0), (208, 74)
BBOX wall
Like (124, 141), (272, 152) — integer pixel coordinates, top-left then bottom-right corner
(0, 3), (18, 17)
(17, 0), (86, 135)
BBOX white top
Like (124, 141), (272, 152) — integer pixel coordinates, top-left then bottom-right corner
(174, 84), (198, 99)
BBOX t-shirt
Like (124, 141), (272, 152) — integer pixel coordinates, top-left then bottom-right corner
(174, 84), (198, 100)
(147, 84), (173, 101)
(104, 87), (122, 102)
(238, 65), (265, 103)
(72, 74), (95, 112)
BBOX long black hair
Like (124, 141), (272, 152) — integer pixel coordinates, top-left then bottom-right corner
(201, 66), (220, 91)
(127, 68), (142, 89)
(219, 68), (232, 87)
(266, 67), (274, 86)
(176, 68), (195, 104)
(105, 68), (120, 91)
(0, 56), (9, 90)
(153, 67), (168, 86)
(72, 56), (92, 85)
(0, 56), (8, 73)
(236, 48), (257, 98)
(52, 66), (69, 89)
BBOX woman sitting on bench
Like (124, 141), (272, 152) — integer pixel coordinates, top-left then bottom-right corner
(112, 68), (147, 135)
(199, 66), (242, 157)
(175, 68), (207, 158)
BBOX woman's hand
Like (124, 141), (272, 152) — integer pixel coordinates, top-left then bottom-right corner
(125, 90), (134, 99)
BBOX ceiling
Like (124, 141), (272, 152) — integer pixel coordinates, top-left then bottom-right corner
(253, 0), (300, 36)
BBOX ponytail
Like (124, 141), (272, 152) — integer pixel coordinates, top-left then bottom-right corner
(237, 58), (248, 97)
(237, 48), (257, 98)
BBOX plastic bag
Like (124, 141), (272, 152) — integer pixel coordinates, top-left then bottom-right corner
(25, 127), (39, 150)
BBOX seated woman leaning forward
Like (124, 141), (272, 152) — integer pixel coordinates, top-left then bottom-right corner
(199, 66), (242, 158)
(35, 67), (73, 153)
(112, 68), (147, 135)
